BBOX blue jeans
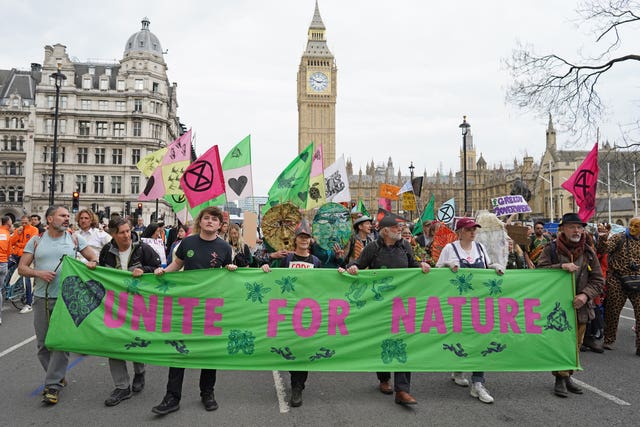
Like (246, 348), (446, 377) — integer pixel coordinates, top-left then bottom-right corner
(0, 262), (7, 321)
(7, 255), (32, 305)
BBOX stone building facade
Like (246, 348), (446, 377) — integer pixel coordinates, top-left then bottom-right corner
(0, 17), (183, 224)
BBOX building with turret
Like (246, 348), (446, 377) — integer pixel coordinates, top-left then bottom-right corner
(0, 18), (184, 223)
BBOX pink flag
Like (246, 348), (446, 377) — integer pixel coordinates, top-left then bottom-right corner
(180, 145), (226, 208)
(378, 197), (392, 211)
(139, 130), (193, 201)
(561, 143), (598, 222)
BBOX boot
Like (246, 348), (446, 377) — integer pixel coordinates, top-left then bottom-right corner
(554, 376), (568, 397)
(582, 336), (604, 353)
(565, 376), (583, 394)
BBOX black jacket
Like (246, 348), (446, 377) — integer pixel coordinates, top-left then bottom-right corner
(98, 239), (161, 272)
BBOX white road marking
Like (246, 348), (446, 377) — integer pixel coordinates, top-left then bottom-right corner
(0, 335), (35, 358)
(272, 370), (290, 413)
(571, 379), (631, 406)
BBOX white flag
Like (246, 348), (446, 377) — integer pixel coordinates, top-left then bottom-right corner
(323, 155), (351, 203)
(397, 180), (413, 195)
(436, 197), (456, 224)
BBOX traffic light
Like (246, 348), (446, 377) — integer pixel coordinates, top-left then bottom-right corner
(125, 201), (131, 215)
(137, 202), (143, 216)
(91, 203), (98, 213)
(104, 206), (111, 218)
(72, 191), (80, 213)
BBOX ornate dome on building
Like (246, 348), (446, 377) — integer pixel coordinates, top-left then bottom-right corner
(123, 17), (164, 59)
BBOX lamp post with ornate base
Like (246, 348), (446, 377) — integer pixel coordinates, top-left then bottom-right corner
(459, 116), (470, 216)
(49, 64), (66, 206)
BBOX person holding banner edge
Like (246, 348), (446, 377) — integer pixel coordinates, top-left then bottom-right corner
(151, 206), (237, 415)
(537, 213), (604, 398)
(339, 209), (431, 406)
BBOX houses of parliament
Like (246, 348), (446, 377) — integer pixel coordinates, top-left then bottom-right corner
(1, 3), (638, 226)
(296, 3), (639, 226)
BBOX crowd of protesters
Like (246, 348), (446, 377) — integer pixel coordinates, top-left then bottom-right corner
(1, 203), (638, 413)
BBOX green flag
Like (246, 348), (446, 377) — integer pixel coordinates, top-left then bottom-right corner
(413, 193), (435, 236)
(352, 200), (370, 217)
(264, 144), (314, 214)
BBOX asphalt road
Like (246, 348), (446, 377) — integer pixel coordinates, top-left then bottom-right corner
(1, 302), (638, 426)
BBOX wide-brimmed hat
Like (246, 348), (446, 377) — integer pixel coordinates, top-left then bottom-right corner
(455, 217), (482, 231)
(294, 218), (313, 237)
(376, 208), (408, 228)
(559, 212), (587, 227)
(353, 215), (372, 230)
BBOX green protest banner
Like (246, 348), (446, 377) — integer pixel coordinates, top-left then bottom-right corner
(46, 257), (579, 372)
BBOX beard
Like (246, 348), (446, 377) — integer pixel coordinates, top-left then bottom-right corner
(568, 234), (582, 243)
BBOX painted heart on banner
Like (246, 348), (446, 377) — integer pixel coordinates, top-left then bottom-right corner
(228, 176), (248, 196)
(297, 191), (308, 203)
(61, 276), (106, 327)
(142, 176), (155, 196)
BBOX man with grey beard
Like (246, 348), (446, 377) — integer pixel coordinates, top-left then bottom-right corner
(537, 213), (604, 398)
(19, 205), (98, 405)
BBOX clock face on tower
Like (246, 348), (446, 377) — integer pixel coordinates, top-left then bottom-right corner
(309, 72), (329, 91)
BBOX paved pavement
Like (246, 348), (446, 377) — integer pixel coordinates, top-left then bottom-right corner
(1, 302), (638, 426)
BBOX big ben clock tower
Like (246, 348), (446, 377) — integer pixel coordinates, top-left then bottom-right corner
(297, 1), (337, 166)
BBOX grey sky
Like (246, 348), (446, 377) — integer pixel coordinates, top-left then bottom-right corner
(1, 1), (635, 195)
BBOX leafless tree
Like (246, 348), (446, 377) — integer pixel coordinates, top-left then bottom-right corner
(505, 0), (640, 146)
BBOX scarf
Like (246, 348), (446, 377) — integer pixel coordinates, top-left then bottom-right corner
(556, 232), (586, 262)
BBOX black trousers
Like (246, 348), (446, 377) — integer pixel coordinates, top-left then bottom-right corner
(166, 367), (216, 400)
(290, 371), (308, 389)
(376, 372), (411, 392)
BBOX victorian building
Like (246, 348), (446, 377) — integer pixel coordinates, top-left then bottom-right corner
(0, 17), (183, 224)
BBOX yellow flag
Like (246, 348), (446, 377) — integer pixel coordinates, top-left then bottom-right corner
(136, 147), (168, 178)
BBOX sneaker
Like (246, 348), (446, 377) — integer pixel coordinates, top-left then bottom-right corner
(132, 373), (145, 392)
(105, 387), (133, 407)
(152, 395), (180, 415)
(19, 305), (32, 314)
(290, 387), (303, 407)
(470, 382), (494, 404)
(201, 392), (218, 411)
(451, 372), (469, 387)
(42, 388), (59, 405)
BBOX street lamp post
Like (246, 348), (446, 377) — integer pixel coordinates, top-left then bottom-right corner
(620, 163), (638, 217)
(459, 116), (470, 216)
(409, 161), (415, 220)
(49, 64), (66, 206)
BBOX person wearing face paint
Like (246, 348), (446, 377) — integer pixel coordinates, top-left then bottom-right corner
(340, 209), (431, 406)
(18, 205), (98, 405)
(537, 213), (605, 398)
(596, 216), (640, 355)
(436, 217), (505, 404)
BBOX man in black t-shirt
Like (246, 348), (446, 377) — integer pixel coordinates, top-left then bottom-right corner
(151, 207), (237, 416)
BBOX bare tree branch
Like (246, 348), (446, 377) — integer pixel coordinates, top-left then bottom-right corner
(504, 0), (640, 145)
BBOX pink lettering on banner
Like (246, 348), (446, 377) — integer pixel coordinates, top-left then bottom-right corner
(267, 299), (288, 337)
(447, 297), (467, 332)
(131, 294), (158, 332)
(523, 298), (542, 334)
(104, 290), (127, 328)
(498, 298), (521, 333)
(420, 296), (447, 333)
(204, 298), (224, 336)
(292, 298), (321, 337)
(178, 297), (200, 335)
(161, 297), (173, 333)
(327, 299), (350, 336)
(391, 297), (416, 333)
(471, 298), (494, 334)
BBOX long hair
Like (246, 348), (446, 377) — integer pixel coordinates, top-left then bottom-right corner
(226, 223), (245, 252)
(76, 208), (99, 228)
(141, 222), (161, 239)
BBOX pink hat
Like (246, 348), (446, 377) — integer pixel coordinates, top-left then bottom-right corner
(455, 217), (481, 231)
